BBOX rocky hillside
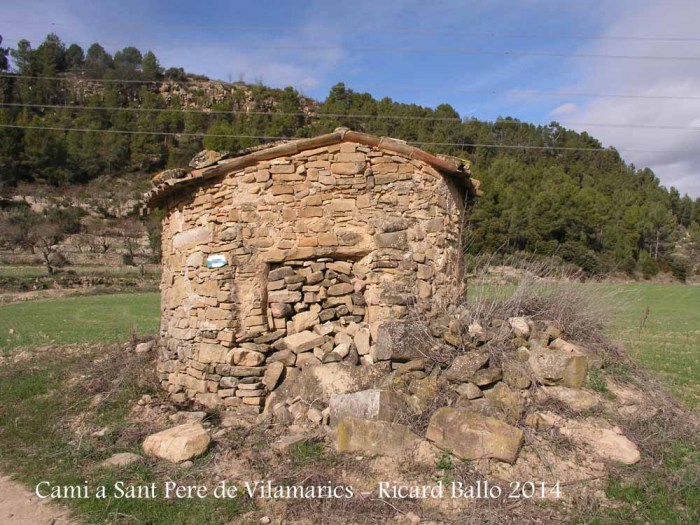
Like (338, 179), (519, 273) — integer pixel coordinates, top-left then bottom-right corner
(1, 32), (699, 279)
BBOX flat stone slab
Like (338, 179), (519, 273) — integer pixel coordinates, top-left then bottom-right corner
(336, 417), (422, 456)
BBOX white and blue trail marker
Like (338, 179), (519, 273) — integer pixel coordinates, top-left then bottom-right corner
(206, 254), (228, 269)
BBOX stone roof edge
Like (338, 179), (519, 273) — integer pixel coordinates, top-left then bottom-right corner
(145, 127), (481, 208)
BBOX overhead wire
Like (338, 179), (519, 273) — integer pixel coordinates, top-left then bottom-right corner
(0, 123), (687, 155)
(1, 101), (699, 132)
(3, 38), (700, 62)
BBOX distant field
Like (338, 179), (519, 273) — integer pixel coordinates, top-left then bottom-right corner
(0, 292), (160, 349)
(0, 264), (161, 278)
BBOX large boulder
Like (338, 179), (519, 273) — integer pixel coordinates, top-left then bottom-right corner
(336, 417), (422, 456)
(372, 321), (432, 362)
(142, 423), (210, 463)
(329, 389), (405, 426)
(426, 407), (524, 464)
(528, 344), (588, 388)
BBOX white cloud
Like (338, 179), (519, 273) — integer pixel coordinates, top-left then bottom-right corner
(549, 102), (577, 117)
(561, 0), (700, 196)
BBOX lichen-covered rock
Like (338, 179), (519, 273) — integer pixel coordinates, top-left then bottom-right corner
(502, 360), (532, 389)
(142, 423), (210, 463)
(482, 382), (523, 424)
(444, 351), (490, 382)
(372, 321), (432, 362)
(528, 345), (588, 388)
(426, 407), (524, 463)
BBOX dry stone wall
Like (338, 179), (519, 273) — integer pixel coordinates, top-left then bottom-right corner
(156, 140), (467, 409)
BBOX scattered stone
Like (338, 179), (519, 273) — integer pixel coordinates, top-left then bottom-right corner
(515, 346), (530, 362)
(455, 382), (482, 399)
(272, 434), (310, 453)
(472, 366), (503, 386)
(142, 423), (211, 463)
(508, 317), (530, 339)
(169, 411), (207, 424)
(135, 340), (155, 354)
(426, 407), (524, 463)
(307, 407), (323, 424)
(101, 453), (143, 468)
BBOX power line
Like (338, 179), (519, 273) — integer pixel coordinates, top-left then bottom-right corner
(0, 102), (462, 122)
(4, 38), (700, 62)
(2, 102), (699, 132)
(0, 123), (686, 155)
(3, 73), (700, 102)
(465, 88), (700, 101)
(8, 20), (700, 42)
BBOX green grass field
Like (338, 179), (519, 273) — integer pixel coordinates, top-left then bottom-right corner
(0, 293), (160, 349)
(609, 284), (700, 407)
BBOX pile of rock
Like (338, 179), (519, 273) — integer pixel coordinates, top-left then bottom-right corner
(263, 313), (640, 467)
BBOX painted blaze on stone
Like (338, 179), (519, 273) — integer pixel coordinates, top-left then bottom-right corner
(152, 133), (472, 409)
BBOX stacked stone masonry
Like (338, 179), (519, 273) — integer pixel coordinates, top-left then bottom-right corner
(152, 131), (474, 410)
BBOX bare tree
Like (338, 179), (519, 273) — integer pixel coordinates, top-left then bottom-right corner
(29, 222), (65, 274)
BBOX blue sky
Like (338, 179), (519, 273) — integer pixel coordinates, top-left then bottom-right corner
(2, 0), (700, 196)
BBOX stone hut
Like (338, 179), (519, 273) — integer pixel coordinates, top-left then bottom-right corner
(145, 127), (480, 410)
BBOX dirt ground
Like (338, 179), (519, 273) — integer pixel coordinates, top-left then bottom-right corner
(0, 474), (79, 525)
